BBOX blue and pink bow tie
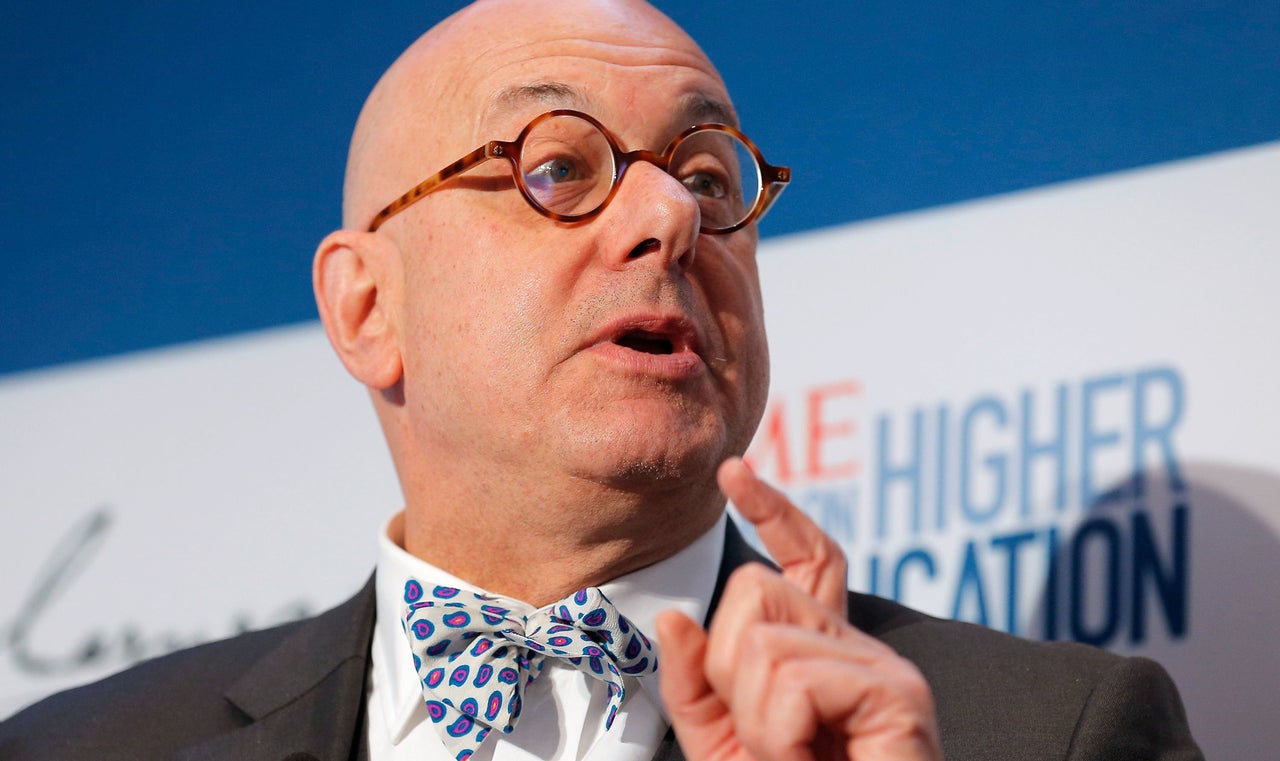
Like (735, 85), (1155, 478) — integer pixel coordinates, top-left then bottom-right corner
(401, 580), (658, 761)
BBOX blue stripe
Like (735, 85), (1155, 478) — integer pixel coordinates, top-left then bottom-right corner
(3, 0), (1277, 375)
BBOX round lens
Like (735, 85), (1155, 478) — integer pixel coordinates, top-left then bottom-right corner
(518, 114), (615, 218)
(671, 129), (762, 232)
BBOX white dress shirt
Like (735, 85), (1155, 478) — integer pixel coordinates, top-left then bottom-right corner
(367, 512), (726, 761)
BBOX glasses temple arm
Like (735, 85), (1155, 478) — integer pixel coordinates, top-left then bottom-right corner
(368, 144), (498, 232)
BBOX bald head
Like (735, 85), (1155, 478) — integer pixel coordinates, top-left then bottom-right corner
(342, 0), (725, 230)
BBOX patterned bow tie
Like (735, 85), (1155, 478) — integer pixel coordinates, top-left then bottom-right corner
(401, 580), (658, 761)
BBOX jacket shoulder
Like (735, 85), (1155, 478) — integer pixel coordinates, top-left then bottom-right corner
(849, 592), (1200, 761)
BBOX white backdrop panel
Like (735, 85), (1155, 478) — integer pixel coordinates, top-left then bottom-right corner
(749, 140), (1280, 759)
(4, 141), (1278, 757)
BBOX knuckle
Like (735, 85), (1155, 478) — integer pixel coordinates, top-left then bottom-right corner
(756, 732), (794, 760)
(739, 621), (781, 656)
(734, 710), (788, 759)
(773, 656), (813, 687)
(724, 561), (778, 598)
(828, 537), (849, 568)
(813, 535), (847, 571)
(878, 655), (937, 715)
(897, 664), (937, 713)
(702, 638), (734, 687)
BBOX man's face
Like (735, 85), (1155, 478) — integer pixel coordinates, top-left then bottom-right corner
(379, 1), (770, 495)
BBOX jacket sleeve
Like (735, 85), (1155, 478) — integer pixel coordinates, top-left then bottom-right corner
(1064, 656), (1202, 761)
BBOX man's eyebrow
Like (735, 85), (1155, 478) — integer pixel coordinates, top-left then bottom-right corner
(678, 93), (738, 128)
(489, 82), (591, 119)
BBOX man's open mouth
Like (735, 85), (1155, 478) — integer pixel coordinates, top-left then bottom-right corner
(614, 330), (676, 355)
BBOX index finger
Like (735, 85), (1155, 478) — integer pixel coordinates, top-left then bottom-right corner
(718, 457), (848, 616)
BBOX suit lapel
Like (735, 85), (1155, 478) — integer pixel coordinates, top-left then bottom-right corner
(175, 577), (377, 761)
(706, 519), (773, 623)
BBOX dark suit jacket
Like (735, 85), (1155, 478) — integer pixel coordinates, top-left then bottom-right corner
(0, 523), (1201, 760)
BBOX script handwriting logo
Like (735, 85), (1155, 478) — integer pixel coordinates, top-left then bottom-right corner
(2, 507), (312, 677)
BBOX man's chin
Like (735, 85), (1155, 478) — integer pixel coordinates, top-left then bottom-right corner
(587, 437), (731, 496)
(547, 395), (745, 488)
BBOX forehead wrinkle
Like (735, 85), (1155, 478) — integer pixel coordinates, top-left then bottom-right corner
(480, 81), (735, 137)
(502, 35), (716, 71)
(468, 30), (728, 119)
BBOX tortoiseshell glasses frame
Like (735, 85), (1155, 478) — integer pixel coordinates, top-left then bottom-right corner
(367, 109), (790, 235)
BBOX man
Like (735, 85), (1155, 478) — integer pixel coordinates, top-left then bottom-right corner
(0, 1), (1201, 759)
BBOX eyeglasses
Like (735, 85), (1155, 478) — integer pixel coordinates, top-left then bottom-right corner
(368, 109), (790, 235)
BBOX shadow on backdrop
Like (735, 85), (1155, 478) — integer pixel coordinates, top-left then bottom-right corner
(1024, 461), (1280, 759)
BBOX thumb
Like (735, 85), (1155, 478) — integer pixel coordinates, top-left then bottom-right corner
(655, 609), (735, 759)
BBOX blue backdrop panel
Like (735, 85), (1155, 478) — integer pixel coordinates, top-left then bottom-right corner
(3, 0), (1278, 374)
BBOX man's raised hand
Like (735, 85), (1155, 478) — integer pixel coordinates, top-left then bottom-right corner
(655, 458), (943, 761)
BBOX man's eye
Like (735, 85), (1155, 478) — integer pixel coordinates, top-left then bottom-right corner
(682, 171), (728, 199)
(528, 157), (581, 183)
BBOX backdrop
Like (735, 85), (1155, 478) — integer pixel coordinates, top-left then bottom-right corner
(3, 2), (1278, 757)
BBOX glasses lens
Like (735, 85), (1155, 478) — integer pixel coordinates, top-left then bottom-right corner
(519, 114), (615, 217)
(671, 129), (762, 232)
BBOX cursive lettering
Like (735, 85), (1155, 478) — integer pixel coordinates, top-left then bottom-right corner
(3, 507), (312, 676)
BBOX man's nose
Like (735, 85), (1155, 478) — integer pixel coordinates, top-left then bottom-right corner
(598, 160), (700, 272)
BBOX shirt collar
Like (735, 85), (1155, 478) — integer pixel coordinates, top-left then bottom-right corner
(372, 510), (727, 744)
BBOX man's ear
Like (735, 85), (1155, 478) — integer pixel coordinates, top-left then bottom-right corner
(313, 229), (403, 390)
